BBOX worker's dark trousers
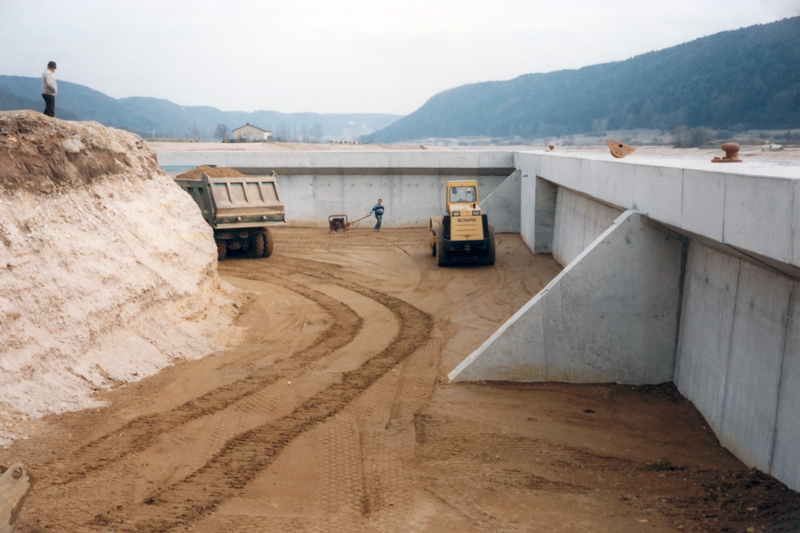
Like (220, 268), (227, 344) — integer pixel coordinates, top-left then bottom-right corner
(374, 214), (382, 231)
(42, 94), (55, 117)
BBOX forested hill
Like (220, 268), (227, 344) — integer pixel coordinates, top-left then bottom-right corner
(0, 76), (401, 141)
(365, 16), (800, 143)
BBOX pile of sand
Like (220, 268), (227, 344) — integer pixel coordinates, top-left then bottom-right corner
(175, 165), (246, 180)
(0, 111), (241, 442)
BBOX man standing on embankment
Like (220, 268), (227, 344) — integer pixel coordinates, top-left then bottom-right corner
(41, 61), (57, 118)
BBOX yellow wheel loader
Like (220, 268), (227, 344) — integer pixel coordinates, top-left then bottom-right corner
(430, 179), (495, 266)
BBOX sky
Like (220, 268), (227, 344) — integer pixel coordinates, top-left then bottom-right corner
(1, 0), (799, 116)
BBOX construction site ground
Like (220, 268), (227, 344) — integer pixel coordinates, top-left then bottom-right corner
(3, 228), (799, 533)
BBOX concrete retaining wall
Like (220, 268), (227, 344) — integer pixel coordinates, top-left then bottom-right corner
(480, 169), (521, 233)
(157, 150), (516, 228)
(675, 241), (800, 488)
(774, 292), (800, 493)
(552, 188), (622, 267)
(278, 173), (509, 227)
(530, 178), (557, 254)
(485, 151), (800, 493)
(449, 211), (683, 385)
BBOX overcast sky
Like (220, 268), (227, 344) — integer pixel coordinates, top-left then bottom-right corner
(1, 0), (799, 115)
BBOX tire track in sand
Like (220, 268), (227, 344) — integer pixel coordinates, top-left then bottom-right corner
(91, 284), (433, 533)
(40, 278), (361, 489)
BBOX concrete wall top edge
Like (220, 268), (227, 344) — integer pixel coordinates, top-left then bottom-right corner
(517, 151), (800, 267)
(157, 150), (516, 170)
(233, 167), (515, 177)
(160, 149), (797, 181)
(514, 150), (800, 180)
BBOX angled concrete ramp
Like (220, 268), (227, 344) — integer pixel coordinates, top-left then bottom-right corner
(449, 210), (684, 385)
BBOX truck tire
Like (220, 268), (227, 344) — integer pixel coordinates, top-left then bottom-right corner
(216, 240), (227, 261)
(248, 233), (265, 258)
(431, 232), (437, 257)
(436, 228), (448, 267)
(484, 225), (496, 266)
(263, 229), (275, 258)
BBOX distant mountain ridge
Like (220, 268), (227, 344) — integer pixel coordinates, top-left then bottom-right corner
(365, 16), (800, 143)
(0, 76), (401, 141)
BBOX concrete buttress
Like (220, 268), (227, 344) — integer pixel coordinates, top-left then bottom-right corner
(449, 210), (684, 385)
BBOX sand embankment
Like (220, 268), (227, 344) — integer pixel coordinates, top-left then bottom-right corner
(0, 111), (239, 441)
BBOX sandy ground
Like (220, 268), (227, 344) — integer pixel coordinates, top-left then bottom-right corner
(3, 227), (798, 533)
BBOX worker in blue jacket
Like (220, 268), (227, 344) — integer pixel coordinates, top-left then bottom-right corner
(371, 199), (385, 232)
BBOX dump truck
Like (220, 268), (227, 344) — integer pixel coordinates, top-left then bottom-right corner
(429, 179), (495, 266)
(175, 166), (285, 260)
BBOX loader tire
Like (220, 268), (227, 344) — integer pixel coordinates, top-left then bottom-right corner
(263, 229), (275, 258)
(484, 225), (496, 266)
(216, 240), (227, 261)
(436, 228), (448, 267)
(248, 233), (265, 258)
(430, 216), (443, 258)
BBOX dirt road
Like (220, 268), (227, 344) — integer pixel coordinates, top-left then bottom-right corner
(2, 228), (798, 532)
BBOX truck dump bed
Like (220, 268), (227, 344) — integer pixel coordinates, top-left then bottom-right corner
(175, 166), (285, 260)
(175, 172), (285, 229)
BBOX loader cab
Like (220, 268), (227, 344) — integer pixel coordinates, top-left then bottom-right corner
(448, 184), (477, 208)
(446, 180), (484, 242)
(429, 179), (495, 266)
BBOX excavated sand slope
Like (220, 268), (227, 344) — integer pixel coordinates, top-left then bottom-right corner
(0, 111), (239, 440)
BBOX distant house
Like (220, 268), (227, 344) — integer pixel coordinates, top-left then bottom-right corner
(231, 123), (272, 142)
